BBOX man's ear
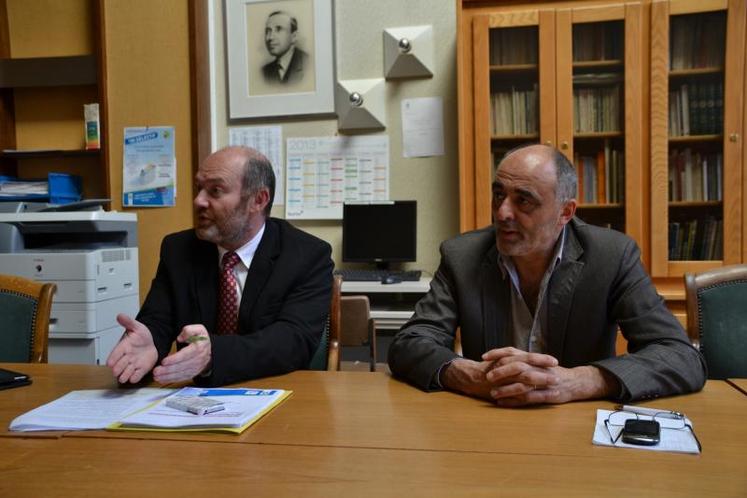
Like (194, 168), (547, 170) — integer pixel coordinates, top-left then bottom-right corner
(559, 198), (577, 225)
(252, 188), (271, 214)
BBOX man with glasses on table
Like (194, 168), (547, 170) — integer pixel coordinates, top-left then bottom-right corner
(388, 144), (706, 405)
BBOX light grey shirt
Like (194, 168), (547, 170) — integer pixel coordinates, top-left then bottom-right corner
(497, 227), (566, 353)
(435, 227), (566, 387)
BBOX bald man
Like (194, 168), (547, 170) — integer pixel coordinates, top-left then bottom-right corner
(107, 146), (333, 386)
(388, 144), (706, 405)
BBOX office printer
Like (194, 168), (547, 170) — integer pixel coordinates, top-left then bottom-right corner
(0, 202), (139, 364)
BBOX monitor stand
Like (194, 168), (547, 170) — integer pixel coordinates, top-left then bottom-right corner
(374, 262), (391, 272)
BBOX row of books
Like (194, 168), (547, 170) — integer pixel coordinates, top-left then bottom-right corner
(572, 23), (623, 62)
(574, 85), (621, 133)
(669, 82), (724, 136)
(668, 149), (722, 202)
(670, 13), (725, 70)
(490, 85), (539, 136)
(489, 28), (538, 65)
(668, 217), (723, 261)
(573, 143), (625, 204)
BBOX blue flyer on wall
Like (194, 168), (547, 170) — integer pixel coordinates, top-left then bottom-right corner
(123, 126), (176, 207)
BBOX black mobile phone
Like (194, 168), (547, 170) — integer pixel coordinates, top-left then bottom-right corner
(0, 368), (32, 391)
(621, 419), (660, 446)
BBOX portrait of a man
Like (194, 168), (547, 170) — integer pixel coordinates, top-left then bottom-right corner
(228, 0), (333, 116)
(262, 11), (308, 85)
(246, 0), (315, 97)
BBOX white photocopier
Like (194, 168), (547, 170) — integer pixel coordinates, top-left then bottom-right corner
(0, 202), (138, 365)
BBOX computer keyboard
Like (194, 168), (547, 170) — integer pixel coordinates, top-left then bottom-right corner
(334, 269), (422, 282)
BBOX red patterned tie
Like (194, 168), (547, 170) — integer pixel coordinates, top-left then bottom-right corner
(217, 251), (241, 335)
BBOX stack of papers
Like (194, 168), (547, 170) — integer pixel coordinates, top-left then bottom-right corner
(9, 387), (291, 434)
(9, 388), (173, 431)
(0, 179), (47, 197)
(112, 387), (291, 433)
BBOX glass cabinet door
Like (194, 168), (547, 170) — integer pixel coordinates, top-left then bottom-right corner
(556, 4), (646, 254)
(472, 10), (555, 228)
(650, 0), (745, 277)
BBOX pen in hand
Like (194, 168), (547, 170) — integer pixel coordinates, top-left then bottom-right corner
(186, 336), (208, 344)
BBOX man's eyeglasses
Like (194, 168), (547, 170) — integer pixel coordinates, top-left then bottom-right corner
(604, 409), (702, 452)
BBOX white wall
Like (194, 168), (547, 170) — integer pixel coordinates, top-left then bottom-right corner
(211, 0), (459, 273)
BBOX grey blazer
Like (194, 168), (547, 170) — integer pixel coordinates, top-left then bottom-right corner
(388, 218), (706, 402)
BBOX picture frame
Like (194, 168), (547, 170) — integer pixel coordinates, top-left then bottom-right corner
(225, 0), (335, 119)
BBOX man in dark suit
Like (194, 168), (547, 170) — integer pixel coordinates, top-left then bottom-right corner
(261, 11), (309, 85)
(107, 146), (333, 386)
(388, 144), (706, 405)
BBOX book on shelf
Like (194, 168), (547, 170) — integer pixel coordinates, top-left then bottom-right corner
(573, 85), (621, 133)
(668, 217), (722, 260)
(573, 140), (624, 205)
(489, 27), (538, 65)
(670, 13), (726, 70)
(596, 150), (607, 203)
(669, 81), (723, 137)
(668, 148), (722, 202)
(572, 22), (623, 62)
(491, 84), (538, 136)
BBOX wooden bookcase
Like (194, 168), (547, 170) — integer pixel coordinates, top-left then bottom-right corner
(464, 2), (647, 259)
(650, 0), (745, 277)
(458, 0), (746, 327)
(0, 0), (109, 202)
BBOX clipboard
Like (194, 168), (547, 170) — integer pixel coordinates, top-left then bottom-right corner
(0, 368), (32, 390)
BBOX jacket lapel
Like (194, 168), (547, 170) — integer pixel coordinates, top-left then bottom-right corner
(546, 223), (585, 359)
(482, 244), (510, 352)
(193, 240), (219, 331)
(238, 220), (280, 327)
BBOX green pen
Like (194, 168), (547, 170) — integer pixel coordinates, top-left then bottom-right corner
(186, 336), (208, 343)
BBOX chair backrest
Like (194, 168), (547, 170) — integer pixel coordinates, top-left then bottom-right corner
(308, 275), (342, 371)
(341, 295), (377, 371)
(684, 264), (747, 379)
(0, 274), (56, 363)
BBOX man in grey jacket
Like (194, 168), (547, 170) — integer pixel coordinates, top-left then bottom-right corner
(388, 144), (706, 405)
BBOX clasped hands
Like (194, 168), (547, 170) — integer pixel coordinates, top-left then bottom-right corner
(441, 347), (613, 406)
(106, 314), (212, 384)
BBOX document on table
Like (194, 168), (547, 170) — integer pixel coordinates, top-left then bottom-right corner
(9, 388), (174, 432)
(111, 387), (292, 434)
(592, 409), (701, 454)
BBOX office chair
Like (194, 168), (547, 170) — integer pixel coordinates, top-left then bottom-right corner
(684, 264), (747, 379)
(341, 295), (377, 371)
(308, 275), (342, 371)
(0, 274), (56, 363)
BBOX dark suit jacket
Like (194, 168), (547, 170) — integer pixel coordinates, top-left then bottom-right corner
(261, 48), (308, 84)
(388, 218), (707, 402)
(137, 217), (333, 386)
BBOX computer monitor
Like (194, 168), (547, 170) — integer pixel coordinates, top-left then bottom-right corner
(342, 201), (416, 269)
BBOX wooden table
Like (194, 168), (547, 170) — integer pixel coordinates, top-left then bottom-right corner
(727, 378), (747, 396)
(1, 363), (746, 497)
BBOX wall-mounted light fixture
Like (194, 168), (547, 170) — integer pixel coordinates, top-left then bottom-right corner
(335, 78), (386, 131)
(383, 25), (434, 79)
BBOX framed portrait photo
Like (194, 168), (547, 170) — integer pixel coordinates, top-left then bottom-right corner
(225, 0), (335, 119)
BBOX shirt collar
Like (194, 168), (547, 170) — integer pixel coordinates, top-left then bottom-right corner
(497, 225), (566, 283)
(277, 46), (296, 72)
(217, 222), (266, 269)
